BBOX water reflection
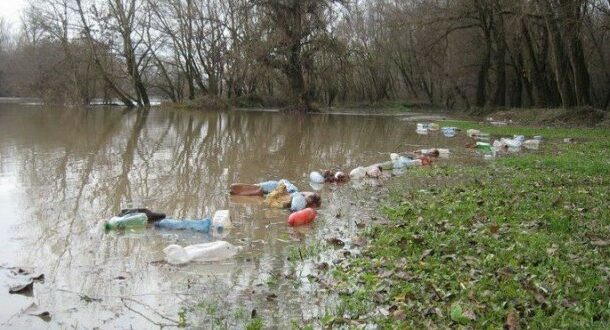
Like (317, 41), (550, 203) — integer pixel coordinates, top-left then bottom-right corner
(0, 105), (472, 327)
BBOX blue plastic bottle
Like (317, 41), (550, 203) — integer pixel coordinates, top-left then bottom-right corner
(259, 181), (279, 194)
(154, 218), (212, 233)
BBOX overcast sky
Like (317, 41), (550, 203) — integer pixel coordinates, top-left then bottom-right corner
(0, 0), (26, 27)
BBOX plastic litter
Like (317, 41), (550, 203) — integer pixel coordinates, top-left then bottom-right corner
(475, 142), (492, 153)
(290, 192), (307, 212)
(416, 128), (429, 135)
(265, 182), (292, 208)
(155, 218), (212, 232)
(104, 213), (147, 230)
(309, 171), (325, 184)
(279, 179), (299, 193)
(163, 241), (240, 265)
(212, 210), (231, 229)
(230, 184), (263, 196)
(428, 123), (440, 131)
(366, 165), (382, 178)
(301, 192), (322, 208)
(349, 167), (367, 179)
(442, 127), (457, 137)
(288, 208), (317, 226)
(334, 171), (349, 183)
(500, 137), (522, 148)
(467, 129), (480, 137)
(523, 139), (540, 150)
(258, 181), (279, 194)
(118, 208), (166, 222)
(534, 135), (543, 141)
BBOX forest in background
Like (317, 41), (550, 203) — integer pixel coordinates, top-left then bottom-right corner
(0, 0), (609, 111)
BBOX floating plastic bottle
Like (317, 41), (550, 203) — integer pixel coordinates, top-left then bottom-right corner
(154, 218), (212, 233)
(258, 181), (278, 194)
(309, 171), (325, 184)
(212, 210), (231, 229)
(349, 167), (367, 179)
(290, 192), (307, 212)
(118, 208), (166, 222)
(366, 165), (382, 178)
(163, 241), (240, 265)
(104, 213), (147, 230)
(288, 208), (317, 226)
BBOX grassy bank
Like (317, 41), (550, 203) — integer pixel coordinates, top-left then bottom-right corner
(326, 124), (610, 328)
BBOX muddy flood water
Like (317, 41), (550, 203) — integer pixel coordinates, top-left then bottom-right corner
(0, 104), (477, 328)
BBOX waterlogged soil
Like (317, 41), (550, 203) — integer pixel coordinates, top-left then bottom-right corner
(0, 104), (488, 328)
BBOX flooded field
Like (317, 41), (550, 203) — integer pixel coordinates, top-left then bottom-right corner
(0, 104), (477, 328)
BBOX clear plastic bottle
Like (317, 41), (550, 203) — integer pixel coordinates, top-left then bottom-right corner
(104, 213), (147, 230)
(154, 218), (212, 232)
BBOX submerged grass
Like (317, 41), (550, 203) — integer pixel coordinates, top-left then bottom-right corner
(328, 123), (610, 328)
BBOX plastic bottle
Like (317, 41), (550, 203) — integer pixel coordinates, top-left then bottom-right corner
(442, 127), (456, 137)
(309, 171), (325, 184)
(349, 167), (367, 179)
(475, 142), (492, 153)
(230, 184), (263, 196)
(290, 192), (307, 212)
(212, 210), (231, 229)
(417, 123), (429, 130)
(163, 241), (240, 265)
(366, 165), (382, 178)
(258, 181), (278, 194)
(104, 213), (148, 230)
(118, 208), (166, 222)
(416, 128), (429, 135)
(467, 129), (480, 137)
(279, 179), (299, 193)
(288, 208), (317, 226)
(500, 138), (522, 148)
(523, 139), (540, 150)
(154, 218), (212, 232)
(428, 123), (440, 131)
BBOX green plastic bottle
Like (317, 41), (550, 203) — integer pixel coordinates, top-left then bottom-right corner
(104, 213), (148, 230)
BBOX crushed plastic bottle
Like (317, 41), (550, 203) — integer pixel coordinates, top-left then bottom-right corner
(258, 181), (279, 194)
(163, 241), (240, 265)
(104, 213), (147, 230)
(349, 167), (367, 179)
(290, 192), (307, 212)
(309, 171), (325, 184)
(212, 210), (231, 229)
(154, 218), (212, 233)
(500, 137), (522, 148)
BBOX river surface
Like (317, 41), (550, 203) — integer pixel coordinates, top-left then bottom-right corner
(0, 103), (474, 328)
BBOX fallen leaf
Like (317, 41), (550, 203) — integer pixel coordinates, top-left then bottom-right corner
(23, 303), (51, 322)
(351, 235), (367, 247)
(9, 281), (34, 296)
(505, 310), (519, 330)
(420, 249), (433, 261)
(326, 237), (345, 247)
(489, 224), (499, 234)
(393, 309), (406, 321)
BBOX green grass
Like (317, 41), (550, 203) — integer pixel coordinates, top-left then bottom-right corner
(327, 123), (610, 328)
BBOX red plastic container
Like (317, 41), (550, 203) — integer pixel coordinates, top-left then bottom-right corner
(288, 208), (317, 226)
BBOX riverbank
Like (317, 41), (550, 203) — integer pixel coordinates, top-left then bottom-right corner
(319, 123), (610, 327)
